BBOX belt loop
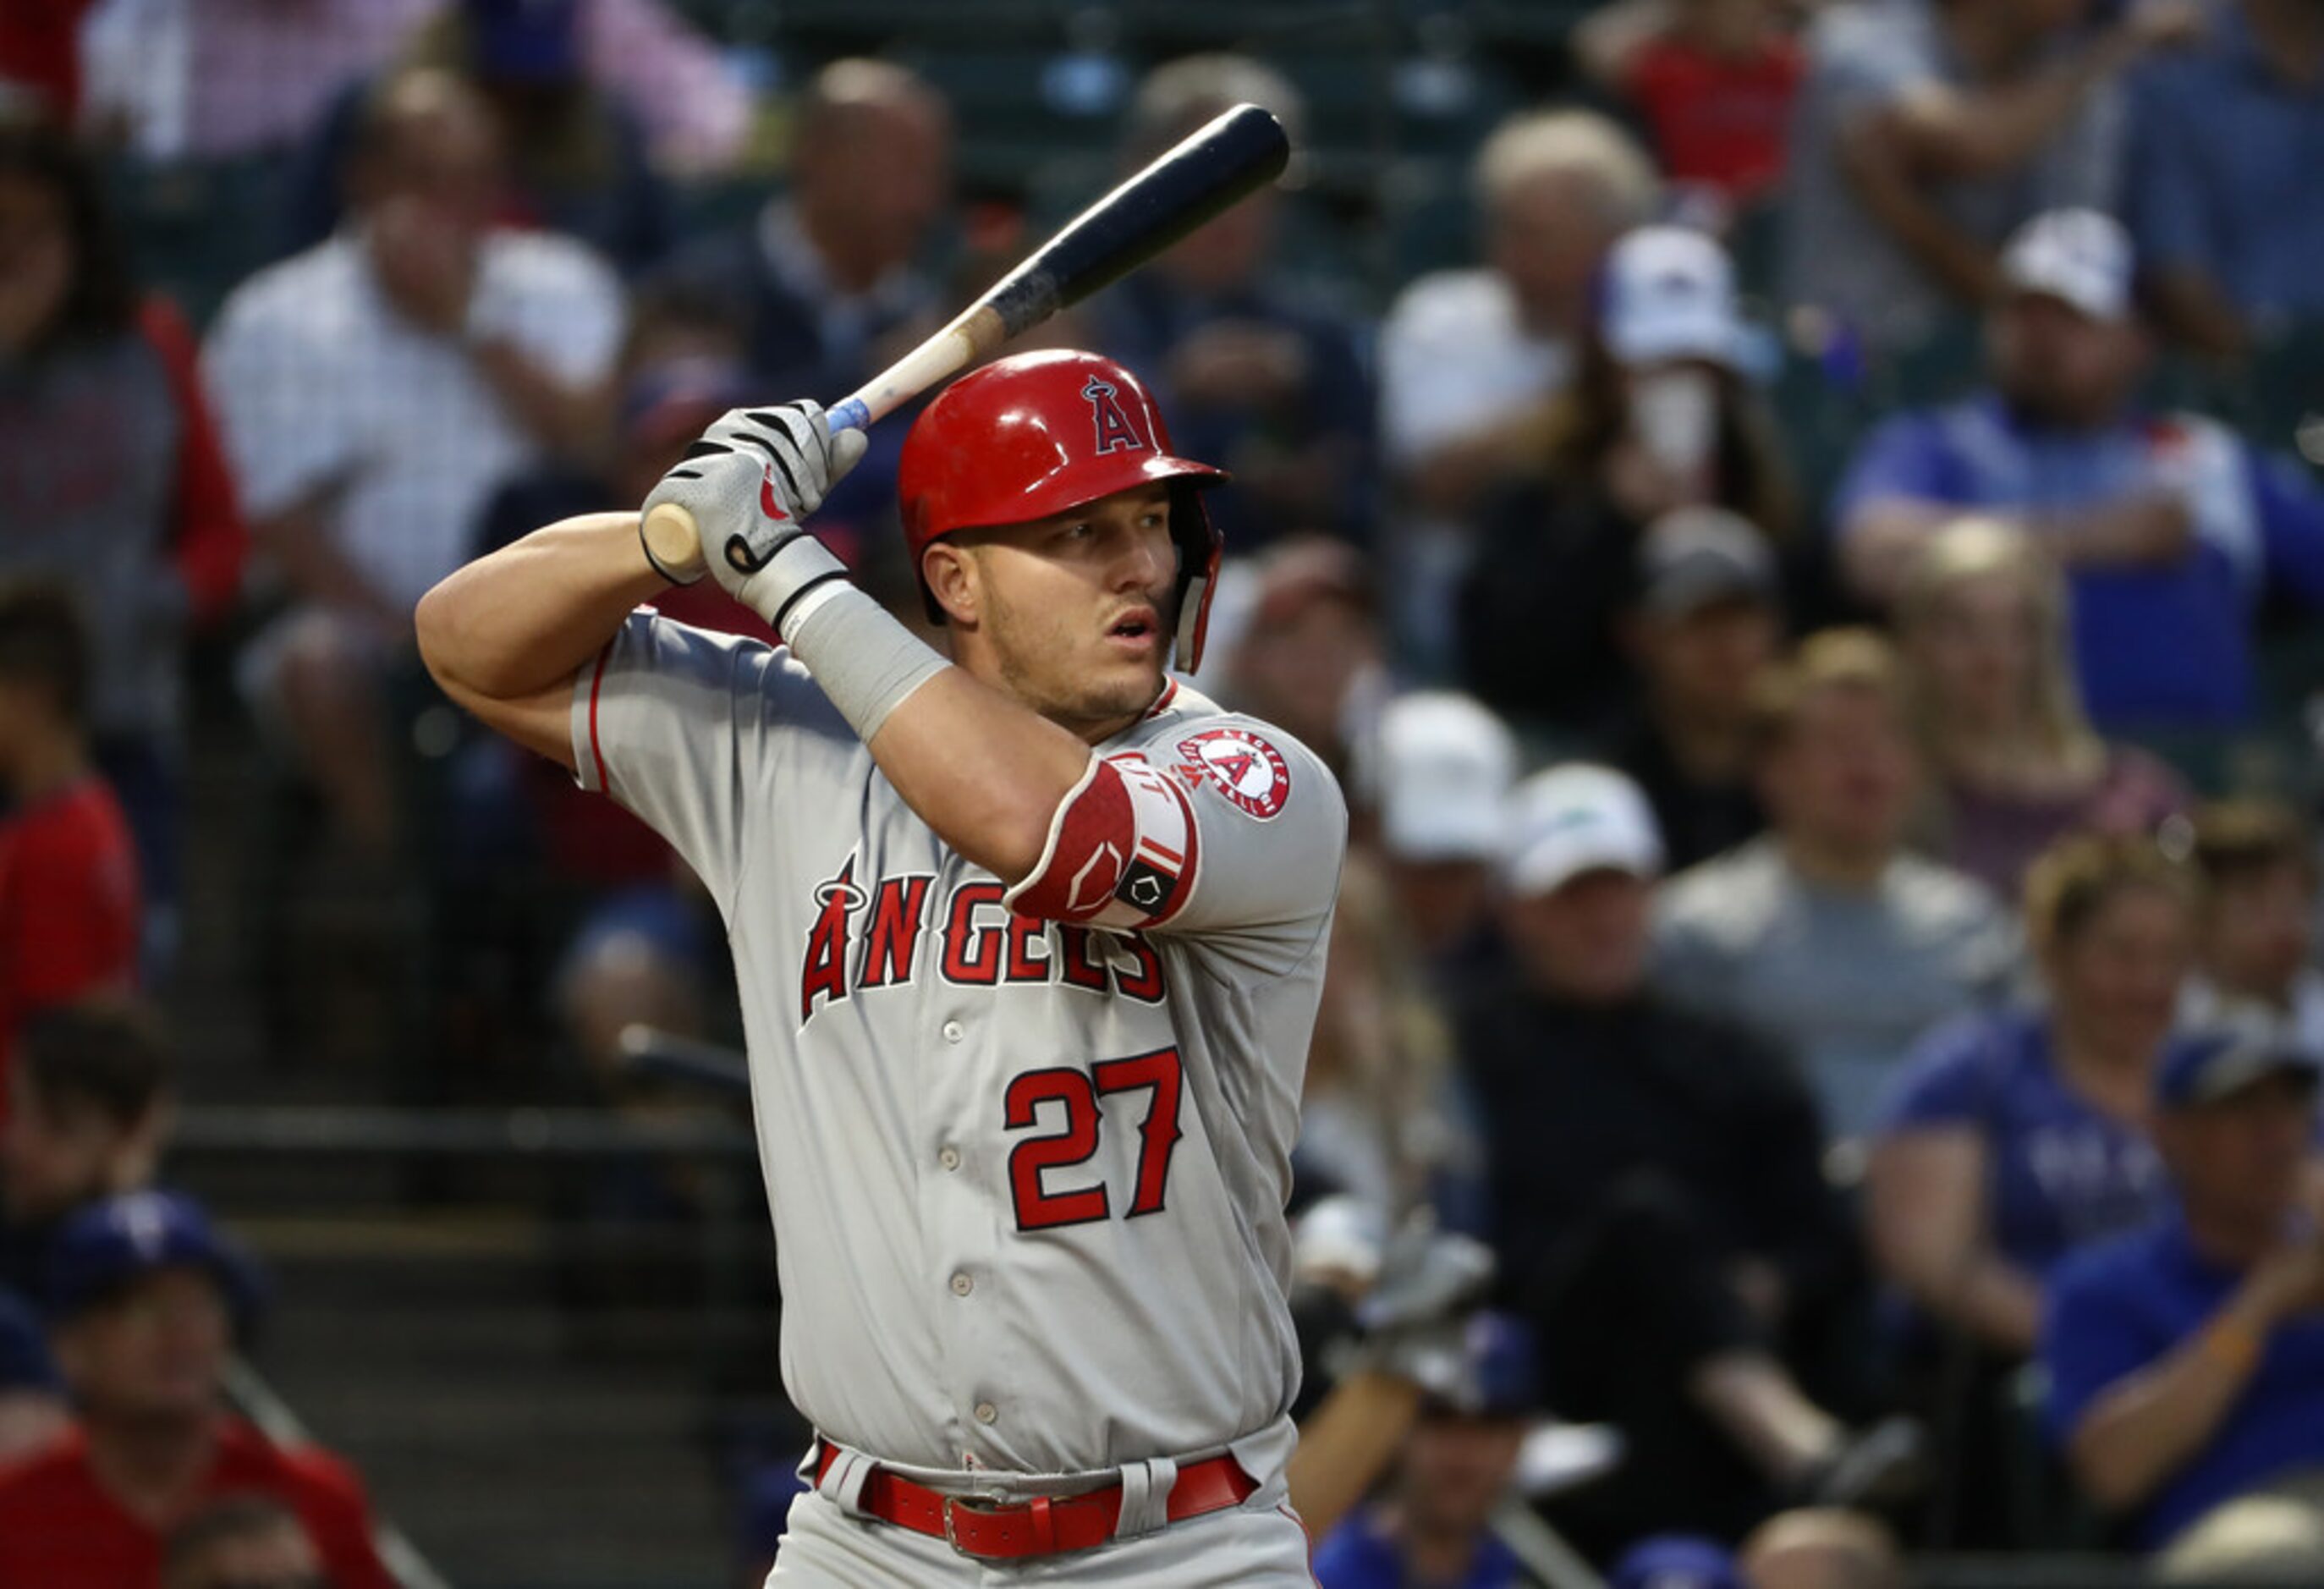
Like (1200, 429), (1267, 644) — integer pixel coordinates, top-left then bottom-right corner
(816, 1443), (876, 1520)
(1113, 1454), (1177, 1540)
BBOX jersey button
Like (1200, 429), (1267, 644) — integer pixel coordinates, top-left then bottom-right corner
(949, 1272), (973, 1297)
(938, 1146), (961, 1172)
(974, 1402), (997, 1425)
(942, 1020), (964, 1043)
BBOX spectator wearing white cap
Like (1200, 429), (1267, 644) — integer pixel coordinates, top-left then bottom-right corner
(1374, 109), (1660, 674)
(1456, 763), (1910, 1556)
(1459, 226), (1794, 745)
(1360, 691), (1518, 975)
(1835, 208), (2324, 733)
(1611, 506), (1783, 872)
(1655, 630), (2018, 1140)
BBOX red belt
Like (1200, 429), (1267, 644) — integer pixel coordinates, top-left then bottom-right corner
(811, 1443), (1258, 1559)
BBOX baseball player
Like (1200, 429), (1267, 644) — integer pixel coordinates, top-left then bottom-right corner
(415, 349), (1347, 1584)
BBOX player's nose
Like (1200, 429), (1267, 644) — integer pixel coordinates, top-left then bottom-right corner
(1113, 519), (1175, 592)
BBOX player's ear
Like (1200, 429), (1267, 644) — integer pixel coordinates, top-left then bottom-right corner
(923, 542), (981, 629)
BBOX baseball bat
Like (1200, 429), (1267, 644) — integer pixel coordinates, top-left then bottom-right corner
(640, 102), (1292, 571)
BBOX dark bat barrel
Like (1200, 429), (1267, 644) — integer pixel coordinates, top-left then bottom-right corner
(984, 103), (1291, 338)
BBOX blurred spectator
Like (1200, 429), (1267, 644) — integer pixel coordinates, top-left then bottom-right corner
(0, 3), (98, 121)
(648, 58), (948, 408)
(2182, 800), (2324, 1056)
(2127, 0), (2324, 358)
(204, 68), (622, 855)
(163, 1495), (329, 1589)
(1611, 507), (1783, 871)
(1222, 537), (1385, 780)
(0, 584), (140, 1070)
(285, 0), (684, 273)
(2041, 1034), (2324, 1574)
(1893, 518), (2186, 899)
(77, 0), (433, 161)
(1866, 833), (2189, 1359)
(1577, 0), (1807, 217)
(1464, 765), (1909, 1553)
(1834, 208), (2324, 732)
(1459, 226), (1793, 744)
(1780, 0), (2194, 351)
(0, 1000), (171, 1297)
(1310, 1312), (1536, 1589)
(0, 1190), (393, 1589)
(1376, 110), (1658, 671)
(0, 1285), (63, 1464)
(1656, 630), (2016, 1138)
(83, 0), (746, 173)
(0, 113), (247, 954)
(1095, 55), (1374, 552)
(1297, 855), (1477, 1227)
(1362, 690), (1517, 976)
(1737, 1507), (1909, 1589)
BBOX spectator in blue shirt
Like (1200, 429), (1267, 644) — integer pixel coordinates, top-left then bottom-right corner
(1311, 1313), (1537, 1589)
(1866, 833), (2191, 1364)
(2042, 1033), (2324, 1577)
(1833, 208), (2324, 731)
(1094, 57), (1376, 553)
(2127, 0), (2324, 358)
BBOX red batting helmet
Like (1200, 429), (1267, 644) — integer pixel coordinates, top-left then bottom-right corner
(898, 349), (1228, 671)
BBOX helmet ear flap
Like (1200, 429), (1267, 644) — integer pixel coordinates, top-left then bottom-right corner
(1167, 481), (1223, 674)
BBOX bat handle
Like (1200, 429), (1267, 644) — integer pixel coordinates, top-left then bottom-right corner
(637, 392), (875, 575)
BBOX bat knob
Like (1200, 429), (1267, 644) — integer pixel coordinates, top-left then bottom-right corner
(641, 502), (705, 580)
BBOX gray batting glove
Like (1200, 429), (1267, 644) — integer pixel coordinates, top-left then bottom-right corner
(641, 402), (870, 634)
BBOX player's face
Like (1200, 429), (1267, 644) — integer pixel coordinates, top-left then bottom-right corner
(953, 482), (1179, 740)
(57, 1267), (229, 1422)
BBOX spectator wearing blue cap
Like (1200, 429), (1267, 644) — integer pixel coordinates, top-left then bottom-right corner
(1834, 207), (2324, 733)
(1310, 1312), (1538, 1589)
(0, 1191), (394, 1589)
(2042, 1033), (2324, 1577)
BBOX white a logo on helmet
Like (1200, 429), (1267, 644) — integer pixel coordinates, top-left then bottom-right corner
(1083, 376), (1146, 457)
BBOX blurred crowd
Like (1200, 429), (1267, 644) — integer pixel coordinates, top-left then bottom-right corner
(5, 0), (2324, 1585)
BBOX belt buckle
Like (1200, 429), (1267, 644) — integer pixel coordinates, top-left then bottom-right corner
(940, 1494), (1002, 1559)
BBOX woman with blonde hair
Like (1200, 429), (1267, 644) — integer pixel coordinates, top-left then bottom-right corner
(1894, 518), (2184, 900)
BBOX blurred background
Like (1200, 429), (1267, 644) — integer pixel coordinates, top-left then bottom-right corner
(4, 0), (2324, 1586)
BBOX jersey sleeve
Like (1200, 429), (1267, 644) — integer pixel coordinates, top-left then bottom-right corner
(570, 608), (808, 912)
(1003, 713), (1346, 968)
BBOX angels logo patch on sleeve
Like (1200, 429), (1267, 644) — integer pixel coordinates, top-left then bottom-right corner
(1177, 727), (1293, 821)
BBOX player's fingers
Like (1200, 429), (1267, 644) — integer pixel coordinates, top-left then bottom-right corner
(828, 426), (869, 483)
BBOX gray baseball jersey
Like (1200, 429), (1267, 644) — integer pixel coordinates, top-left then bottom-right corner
(572, 611), (1346, 1484)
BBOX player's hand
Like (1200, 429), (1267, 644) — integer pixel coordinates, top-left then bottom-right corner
(640, 403), (869, 605)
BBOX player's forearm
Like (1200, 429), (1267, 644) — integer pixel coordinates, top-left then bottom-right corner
(415, 512), (666, 701)
(857, 659), (1101, 884)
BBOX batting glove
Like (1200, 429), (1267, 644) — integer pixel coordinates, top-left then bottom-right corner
(641, 403), (870, 633)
